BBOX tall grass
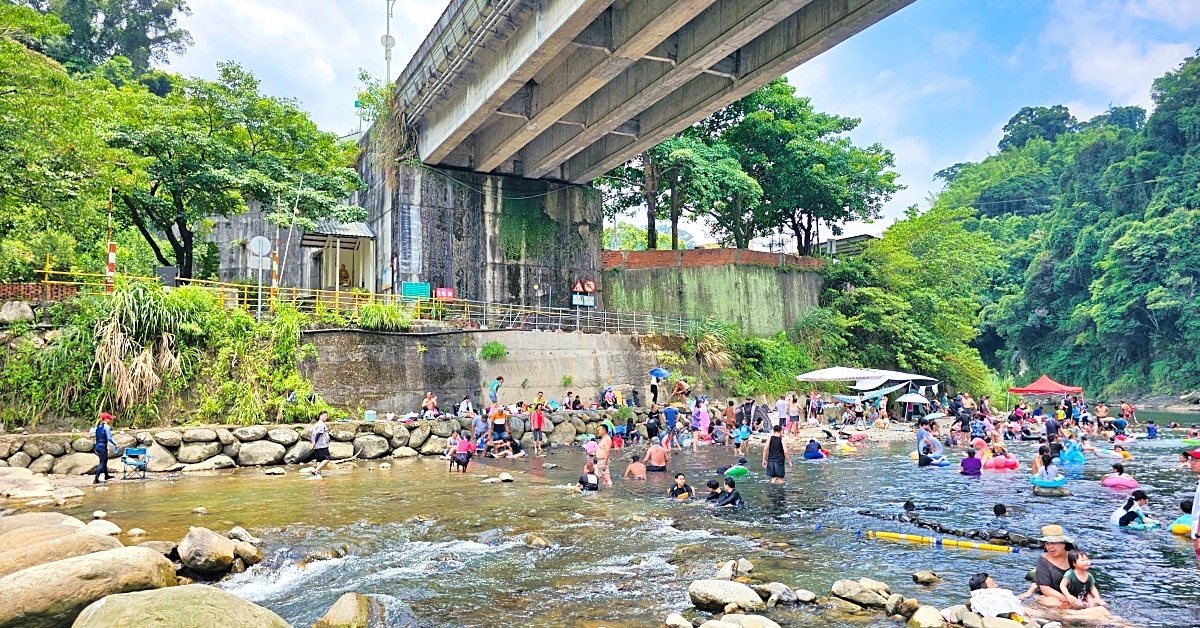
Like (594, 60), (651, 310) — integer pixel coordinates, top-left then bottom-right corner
(357, 303), (413, 331)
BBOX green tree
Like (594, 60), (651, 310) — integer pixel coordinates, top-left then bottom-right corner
(109, 61), (365, 278)
(19, 0), (192, 74)
(998, 105), (1077, 151)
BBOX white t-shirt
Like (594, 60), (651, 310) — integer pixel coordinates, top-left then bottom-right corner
(776, 400), (788, 420)
(1191, 477), (1200, 539)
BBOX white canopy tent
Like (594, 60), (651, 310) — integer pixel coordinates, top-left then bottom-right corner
(795, 367), (888, 382)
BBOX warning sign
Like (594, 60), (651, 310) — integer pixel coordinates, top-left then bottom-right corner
(571, 280), (585, 293)
(582, 279), (597, 293)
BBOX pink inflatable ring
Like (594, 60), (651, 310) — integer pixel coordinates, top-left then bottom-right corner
(1101, 476), (1139, 489)
(984, 455), (1019, 470)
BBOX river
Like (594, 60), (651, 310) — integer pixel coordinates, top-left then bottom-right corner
(61, 429), (1200, 627)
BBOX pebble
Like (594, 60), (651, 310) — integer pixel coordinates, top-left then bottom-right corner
(93, 510), (107, 520)
(192, 506), (208, 515)
(482, 478), (501, 484)
(499, 472), (515, 483)
(263, 468), (285, 475)
(541, 463), (558, 469)
(379, 462), (391, 469)
(912, 570), (941, 586)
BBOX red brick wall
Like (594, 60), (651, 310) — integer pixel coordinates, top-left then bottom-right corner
(0, 283), (79, 302)
(602, 249), (823, 271)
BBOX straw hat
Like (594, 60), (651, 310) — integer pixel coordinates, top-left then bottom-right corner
(1039, 525), (1075, 549)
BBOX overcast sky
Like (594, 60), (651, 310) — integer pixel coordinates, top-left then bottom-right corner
(166, 0), (1200, 245)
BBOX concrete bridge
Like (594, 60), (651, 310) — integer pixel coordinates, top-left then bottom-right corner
(394, 0), (913, 183)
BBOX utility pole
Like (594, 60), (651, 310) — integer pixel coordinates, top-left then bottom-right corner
(383, 0), (398, 82)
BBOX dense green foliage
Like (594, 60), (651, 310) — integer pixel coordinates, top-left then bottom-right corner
(480, 341), (507, 361)
(0, 282), (330, 429)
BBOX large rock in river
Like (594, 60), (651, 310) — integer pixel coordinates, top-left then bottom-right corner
(0, 524), (82, 548)
(419, 436), (447, 456)
(178, 526), (235, 576)
(388, 425), (410, 449)
(51, 453), (100, 476)
(907, 605), (948, 628)
(548, 422), (576, 445)
(153, 430), (182, 447)
(285, 441), (313, 464)
(236, 440), (285, 467)
(431, 420), (456, 438)
(0, 546), (175, 628)
(312, 591), (386, 628)
(232, 426), (267, 442)
(181, 428), (216, 443)
(145, 442), (178, 473)
(688, 580), (766, 612)
(175, 441), (221, 464)
(267, 428), (299, 446)
(0, 532), (122, 578)
(353, 435), (390, 459)
(72, 584), (289, 628)
(407, 424), (430, 449)
(831, 579), (888, 608)
(0, 512), (85, 536)
(329, 441), (354, 460)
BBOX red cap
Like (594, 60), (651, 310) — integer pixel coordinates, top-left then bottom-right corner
(99, 412), (114, 421)
(1186, 447), (1200, 459)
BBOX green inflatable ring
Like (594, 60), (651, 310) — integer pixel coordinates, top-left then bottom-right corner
(725, 466), (749, 476)
(1182, 439), (1200, 446)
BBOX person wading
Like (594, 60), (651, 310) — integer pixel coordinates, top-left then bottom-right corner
(93, 412), (115, 484)
(311, 411), (331, 479)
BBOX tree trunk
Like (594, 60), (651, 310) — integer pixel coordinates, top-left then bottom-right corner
(732, 195), (747, 249)
(643, 151), (658, 250)
(668, 170), (680, 250)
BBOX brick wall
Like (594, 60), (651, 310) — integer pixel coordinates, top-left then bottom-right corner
(0, 283), (79, 303)
(602, 249), (824, 271)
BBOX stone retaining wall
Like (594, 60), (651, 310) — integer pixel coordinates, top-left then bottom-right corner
(0, 409), (652, 475)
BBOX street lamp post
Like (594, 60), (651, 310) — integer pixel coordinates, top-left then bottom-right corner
(384, 0), (398, 82)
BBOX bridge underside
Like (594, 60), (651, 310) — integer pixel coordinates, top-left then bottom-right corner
(395, 0), (913, 183)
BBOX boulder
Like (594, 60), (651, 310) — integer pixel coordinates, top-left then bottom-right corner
(267, 428), (299, 446)
(153, 430), (182, 448)
(145, 442), (178, 473)
(372, 422), (394, 439)
(215, 428), (235, 445)
(180, 455), (235, 472)
(28, 454), (56, 474)
(716, 615), (781, 628)
(736, 558), (754, 573)
(178, 526), (235, 575)
(0, 546), (175, 628)
(83, 520), (122, 536)
(1, 479), (54, 500)
(0, 512), (85, 536)
(112, 433), (136, 449)
(236, 441), (286, 467)
(136, 541), (176, 558)
(794, 589), (818, 604)
(329, 441), (354, 460)
(388, 425), (410, 449)
(22, 442), (42, 458)
(831, 579), (887, 608)
(432, 420), (456, 438)
(175, 441), (221, 464)
(285, 441), (313, 464)
(419, 436), (447, 456)
(353, 435), (390, 459)
(548, 421), (577, 444)
(688, 580), (766, 612)
(222, 442), (241, 460)
(407, 425), (431, 449)
(0, 524), (82, 548)
(885, 593), (904, 615)
(330, 428), (356, 442)
(71, 584), (289, 628)
(908, 605), (948, 628)
(827, 597), (864, 613)
(961, 611), (983, 628)
(0, 301), (34, 324)
(0, 532), (122, 577)
(899, 598), (921, 617)
(752, 582), (797, 604)
(233, 541), (262, 566)
(41, 441), (65, 456)
(715, 561), (734, 580)
(393, 447), (419, 458)
(70, 438), (96, 453)
(8, 451), (31, 468)
(912, 570), (941, 586)
(664, 613), (691, 628)
(51, 453), (99, 476)
(980, 618), (1024, 628)
(181, 428), (217, 443)
(227, 526), (255, 543)
(134, 432), (154, 446)
(1032, 486), (1071, 498)
(233, 426), (268, 442)
(312, 591), (386, 628)
(0, 466), (32, 476)
(859, 577), (890, 596)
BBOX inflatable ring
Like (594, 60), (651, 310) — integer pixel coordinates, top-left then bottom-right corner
(1170, 515), (1192, 535)
(1182, 439), (1200, 446)
(1059, 450), (1087, 465)
(929, 456), (952, 467)
(803, 452), (826, 460)
(725, 466), (748, 476)
(1101, 476), (1139, 489)
(910, 451), (919, 460)
(1126, 520), (1159, 531)
(1095, 449), (1122, 458)
(1031, 475), (1067, 488)
(839, 445), (857, 453)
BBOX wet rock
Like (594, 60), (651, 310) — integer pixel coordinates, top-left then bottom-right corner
(664, 613), (691, 628)
(137, 541), (176, 558)
(0, 532), (123, 578)
(907, 605), (947, 628)
(233, 540), (262, 566)
(71, 438), (96, 453)
(192, 507), (208, 515)
(266, 428), (299, 446)
(180, 454), (235, 473)
(542, 463), (558, 469)
(230, 557), (246, 574)
(181, 428), (217, 443)
(859, 577), (891, 596)
(831, 579), (887, 608)
(84, 519), (122, 536)
(688, 580), (766, 612)
(285, 441), (313, 464)
(752, 582), (796, 604)
(216, 428), (235, 445)
(1008, 533), (1028, 545)
(827, 597), (864, 613)
(899, 598), (921, 617)
(154, 430), (182, 447)
(233, 426), (268, 442)
(176, 441), (221, 464)
(499, 472), (514, 483)
(393, 447), (419, 458)
(127, 528), (146, 537)
(263, 467), (285, 476)
(1032, 486), (1070, 498)
(885, 593), (904, 615)
(146, 443), (178, 472)
(794, 588), (818, 604)
(418, 436), (446, 456)
(28, 454), (55, 474)
(912, 570), (941, 585)
(477, 529), (505, 546)
(227, 527), (255, 543)
(524, 535), (549, 549)
(312, 591), (385, 628)
(72, 583), (289, 628)
(0, 546), (176, 628)
(481, 478), (501, 484)
(353, 435), (390, 459)
(379, 462), (391, 469)
(236, 440), (286, 466)
(178, 526), (235, 576)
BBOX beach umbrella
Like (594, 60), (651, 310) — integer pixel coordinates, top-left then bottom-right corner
(896, 393), (930, 405)
(649, 367), (670, 379)
(924, 412), (946, 421)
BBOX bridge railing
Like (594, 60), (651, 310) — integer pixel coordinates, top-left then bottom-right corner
(35, 269), (693, 335)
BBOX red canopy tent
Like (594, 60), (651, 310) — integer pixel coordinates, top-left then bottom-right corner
(1007, 375), (1083, 395)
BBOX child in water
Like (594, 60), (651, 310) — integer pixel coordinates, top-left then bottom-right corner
(968, 573), (1029, 622)
(668, 473), (695, 500)
(705, 479), (723, 503)
(1059, 550), (1106, 609)
(714, 477), (744, 508)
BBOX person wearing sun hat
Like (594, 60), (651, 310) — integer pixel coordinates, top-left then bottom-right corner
(1187, 447), (1200, 566)
(93, 412), (116, 484)
(1032, 525), (1076, 608)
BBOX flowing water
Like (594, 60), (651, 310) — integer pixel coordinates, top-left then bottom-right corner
(60, 426), (1200, 628)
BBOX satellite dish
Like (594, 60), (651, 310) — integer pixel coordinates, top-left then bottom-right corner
(249, 236), (272, 257)
(381, 34), (395, 49)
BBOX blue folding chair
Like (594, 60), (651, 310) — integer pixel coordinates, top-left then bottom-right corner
(121, 447), (149, 479)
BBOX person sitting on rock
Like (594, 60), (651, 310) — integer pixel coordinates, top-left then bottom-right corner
(968, 572), (1030, 622)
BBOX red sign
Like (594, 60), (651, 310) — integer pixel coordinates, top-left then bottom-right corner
(105, 242), (117, 294)
(581, 279), (597, 293)
(434, 287), (456, 300)
(571, 280), (585, 293)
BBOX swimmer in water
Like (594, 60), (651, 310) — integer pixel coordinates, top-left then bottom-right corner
(705, 479), (722, 502)
(668, 473), (695, 500)
(1102, 463), (1134, 481)
(623, 453), (647, 480)
(714, 477), (744, 508)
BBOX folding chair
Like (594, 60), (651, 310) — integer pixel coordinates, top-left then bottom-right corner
(121, 447), (149, 479)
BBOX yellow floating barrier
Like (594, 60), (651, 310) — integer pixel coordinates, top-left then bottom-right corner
(866, 530), (1019, 554)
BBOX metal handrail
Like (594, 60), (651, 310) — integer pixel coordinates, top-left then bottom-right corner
(35, 269), (695, 335)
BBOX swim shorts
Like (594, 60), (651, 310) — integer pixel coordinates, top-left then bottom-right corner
(532, 429), (543, 441)
(646, 464), (667, 472)
(595, 459), (610, 477)
(767, 459), (786, 478)
(313, 447), (330, 462)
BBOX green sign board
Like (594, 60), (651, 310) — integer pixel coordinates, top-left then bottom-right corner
(400, 281), (431, 301)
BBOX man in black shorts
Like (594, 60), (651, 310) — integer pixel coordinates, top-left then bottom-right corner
(762, 424), (792, 483)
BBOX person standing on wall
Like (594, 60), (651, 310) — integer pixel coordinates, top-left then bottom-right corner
(650, 374), (660, 405)
(93, 412), (115, 484)
(489, 376), (504, 405)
